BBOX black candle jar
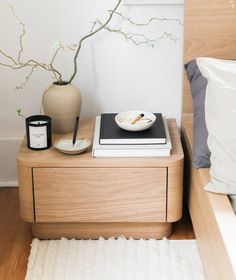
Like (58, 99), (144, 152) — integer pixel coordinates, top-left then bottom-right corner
(25, 115), (52, 150)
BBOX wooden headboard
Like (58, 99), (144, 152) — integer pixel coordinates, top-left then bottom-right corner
(183, 3), (236, 279)
(183, 0), (236, 114)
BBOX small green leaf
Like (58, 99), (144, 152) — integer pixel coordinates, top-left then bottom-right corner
(16, 108), (25, 118)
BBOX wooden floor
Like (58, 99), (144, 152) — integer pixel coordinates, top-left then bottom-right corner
(0, 187), (195, 280)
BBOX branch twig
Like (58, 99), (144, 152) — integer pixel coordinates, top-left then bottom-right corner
(16, 108), (25, 118)
(95, 20), (177, 46)
(68, 0), (122, 83)
(15, 65), (37, 90)
(111, 11), (183, 26)
(9, 5), (26, 63)
(1, 2), (181, 89)
(0, 6), (61, 84)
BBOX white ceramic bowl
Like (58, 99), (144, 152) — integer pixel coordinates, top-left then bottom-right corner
(115, 111), (156, 132)
(54, 138), (91, 155)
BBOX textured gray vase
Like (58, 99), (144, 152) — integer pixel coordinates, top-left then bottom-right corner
(42, 83), (82, 134)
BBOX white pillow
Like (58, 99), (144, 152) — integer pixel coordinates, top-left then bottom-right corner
(197, 57), (236, 195)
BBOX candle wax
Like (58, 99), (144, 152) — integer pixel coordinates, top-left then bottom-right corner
(30, 121), (48, 125)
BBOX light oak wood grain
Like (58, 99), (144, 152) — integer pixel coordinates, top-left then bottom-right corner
(182, 116), (236, 280)
(17, 119), (183, 239)
(167, 163), (183, 222)
(183, 0), (236, 114)
(0, 188), (194, 279)
(17, 119), (183, 168)
(32, 222), (172, 240)
(17, 165), (34, 222)
(0, 188), (32, 280)
(34, 167), (167, 223)
(183, 1), (236, 278)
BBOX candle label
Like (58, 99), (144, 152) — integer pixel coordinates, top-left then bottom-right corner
(29, 126), (47, 149)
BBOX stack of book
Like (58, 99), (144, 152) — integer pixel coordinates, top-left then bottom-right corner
(92, 113), (172, 157)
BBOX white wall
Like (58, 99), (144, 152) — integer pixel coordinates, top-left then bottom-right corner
(0, 0), (184, 185)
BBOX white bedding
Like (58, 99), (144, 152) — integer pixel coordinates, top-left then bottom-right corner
(197, 58), (236, 196)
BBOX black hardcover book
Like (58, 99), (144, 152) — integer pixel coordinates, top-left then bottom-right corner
(99, 113), (167, 145)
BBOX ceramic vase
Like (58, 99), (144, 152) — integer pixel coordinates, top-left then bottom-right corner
(42, 82), (82, 134)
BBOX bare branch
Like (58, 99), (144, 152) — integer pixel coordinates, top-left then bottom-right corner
(47, 42), (78, 83)
(0, 49), (18, 65)
(0, 51), (48, 71)
(9, 6), (26, 63)
(15, 65), (37, 90)
(95, 20), (177, 46)
(68, 0), (122, 83)
(0, 6), (61, 86)
(48, 46), (63, 82)
(111, 11), (183, 26)
(1, 2), (181, 89)
(90, 21), (97, 34)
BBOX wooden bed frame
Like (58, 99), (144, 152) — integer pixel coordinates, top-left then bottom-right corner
(182, 1), (236, 279)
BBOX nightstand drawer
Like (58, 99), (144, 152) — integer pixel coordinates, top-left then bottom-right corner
(33, 167), (167, 223)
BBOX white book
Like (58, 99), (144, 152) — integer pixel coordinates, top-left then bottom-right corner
(92, 116), (172, 157)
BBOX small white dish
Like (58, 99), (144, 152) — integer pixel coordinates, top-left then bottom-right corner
(115, 111), (156, 132)
(54, 138), (91, 155)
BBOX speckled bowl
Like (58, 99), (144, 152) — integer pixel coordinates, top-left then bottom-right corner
(115, 111), (156, 132)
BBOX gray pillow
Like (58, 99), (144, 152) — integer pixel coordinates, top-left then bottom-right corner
(184, 59), (211, 168)
(229, 195), (236, 213)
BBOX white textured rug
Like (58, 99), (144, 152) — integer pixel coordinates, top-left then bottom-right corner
(26, 237), (205, 280)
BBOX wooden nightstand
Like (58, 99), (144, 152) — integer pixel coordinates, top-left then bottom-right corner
(17, 118), (183, 239)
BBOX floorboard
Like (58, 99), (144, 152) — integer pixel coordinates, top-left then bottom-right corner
(0, 187), (194, 279)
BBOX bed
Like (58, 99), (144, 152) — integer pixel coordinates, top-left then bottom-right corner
(182, 1), (236, 280)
